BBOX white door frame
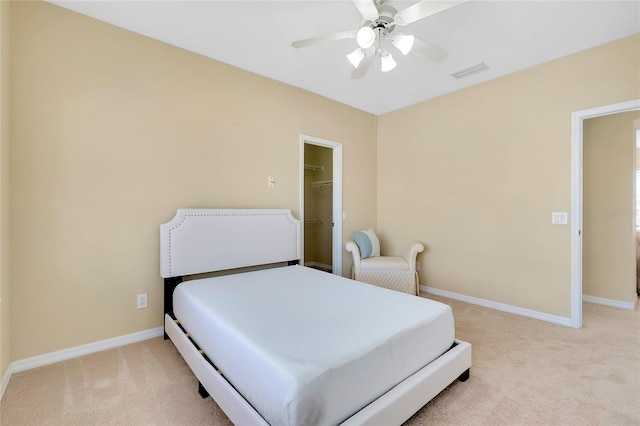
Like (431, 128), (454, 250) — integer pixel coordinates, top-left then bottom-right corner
(300, 135), (343, 275)
(570, 99), (640, 328)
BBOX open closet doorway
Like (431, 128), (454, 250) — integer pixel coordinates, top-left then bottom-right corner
(300, 135), (343, 275)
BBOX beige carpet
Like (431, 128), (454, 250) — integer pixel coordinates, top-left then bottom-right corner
(1, 295), (638, 425)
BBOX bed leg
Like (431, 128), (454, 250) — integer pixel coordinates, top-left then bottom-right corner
(458, 368), (470, 382)
(198, 381), (210, 398)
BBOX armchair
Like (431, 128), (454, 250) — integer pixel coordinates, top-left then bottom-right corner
(346, 234), (424, 296)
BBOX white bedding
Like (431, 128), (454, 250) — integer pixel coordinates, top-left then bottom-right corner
(173, 265), (455, 426)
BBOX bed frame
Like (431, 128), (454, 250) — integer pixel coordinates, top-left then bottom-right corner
(161, 208), (471, 425)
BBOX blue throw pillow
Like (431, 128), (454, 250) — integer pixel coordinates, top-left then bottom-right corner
(352, 229), (380, 260)
(353, 231), (372, 259)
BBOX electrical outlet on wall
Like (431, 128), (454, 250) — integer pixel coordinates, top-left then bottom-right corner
(416, 262), (421, 272)
(137, 293), (148, 309)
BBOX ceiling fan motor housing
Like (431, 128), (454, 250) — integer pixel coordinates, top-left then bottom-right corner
(362, 4), (398, 36)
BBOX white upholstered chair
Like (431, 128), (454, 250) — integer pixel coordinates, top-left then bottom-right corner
(346, 233), (424, 296)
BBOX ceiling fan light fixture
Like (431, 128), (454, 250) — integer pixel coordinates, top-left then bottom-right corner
(380, 51), (397, 72)
(356, 26), (376, 49)
(391, 34), (414, 55)
(346, 48), (366, 69)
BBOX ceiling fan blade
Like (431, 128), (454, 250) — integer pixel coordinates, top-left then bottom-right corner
(411, 37), (447, 62)
(352, 0), (379, 21)
(351, 49), (374, 79)
(292, 30), (357, 48)
(394, 0), (466, 26)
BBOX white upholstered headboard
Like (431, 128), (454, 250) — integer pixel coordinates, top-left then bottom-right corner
(160, 209), (301, 278)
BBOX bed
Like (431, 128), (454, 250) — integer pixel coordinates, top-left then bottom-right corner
(161, 209), (471, 425)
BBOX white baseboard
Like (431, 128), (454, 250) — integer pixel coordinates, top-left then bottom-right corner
(582, 294), (638, 310)
(1, 363), (10, 402)
(420, 286), (573, 327)
(1, 326), (163, 401)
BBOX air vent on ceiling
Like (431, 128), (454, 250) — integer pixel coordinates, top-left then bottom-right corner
(451, 62), (489, 79)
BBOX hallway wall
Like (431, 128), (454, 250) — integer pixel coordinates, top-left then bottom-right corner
(583, 111), (640, 304)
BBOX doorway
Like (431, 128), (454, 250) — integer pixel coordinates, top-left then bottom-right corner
(637, 127), (640, 296)
(300, 135), (343, 275)
(571, 99), (640, 328)
(582, 112), (640, 308)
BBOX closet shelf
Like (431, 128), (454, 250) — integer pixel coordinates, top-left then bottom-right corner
(312, 179), (333, 194)
(304, 164), (324, 172)
(312, 180), (333, 188)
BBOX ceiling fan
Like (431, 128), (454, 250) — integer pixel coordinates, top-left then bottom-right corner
(291, 0), (465, 78)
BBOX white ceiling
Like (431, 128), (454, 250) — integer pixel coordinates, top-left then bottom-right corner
(48, 1), (640, 115)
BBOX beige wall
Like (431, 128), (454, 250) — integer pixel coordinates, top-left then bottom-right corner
(9, 1), (376, 360)
(583, 111), (640, 303)
(377, 34), (640, 318)
(0, 0), (10, 382)
(5, 0), (639, 365)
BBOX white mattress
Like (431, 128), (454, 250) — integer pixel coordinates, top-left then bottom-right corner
(173, 265), (454, 426)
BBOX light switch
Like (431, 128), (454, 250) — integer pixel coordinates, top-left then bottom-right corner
(552, 212), (568, 225)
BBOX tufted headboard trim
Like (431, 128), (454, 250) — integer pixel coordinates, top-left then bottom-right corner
(160, 209), (301, 278)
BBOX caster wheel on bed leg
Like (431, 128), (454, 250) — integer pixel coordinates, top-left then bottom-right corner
(198, 382), (210, 398)
(458, 369), (470, 382)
